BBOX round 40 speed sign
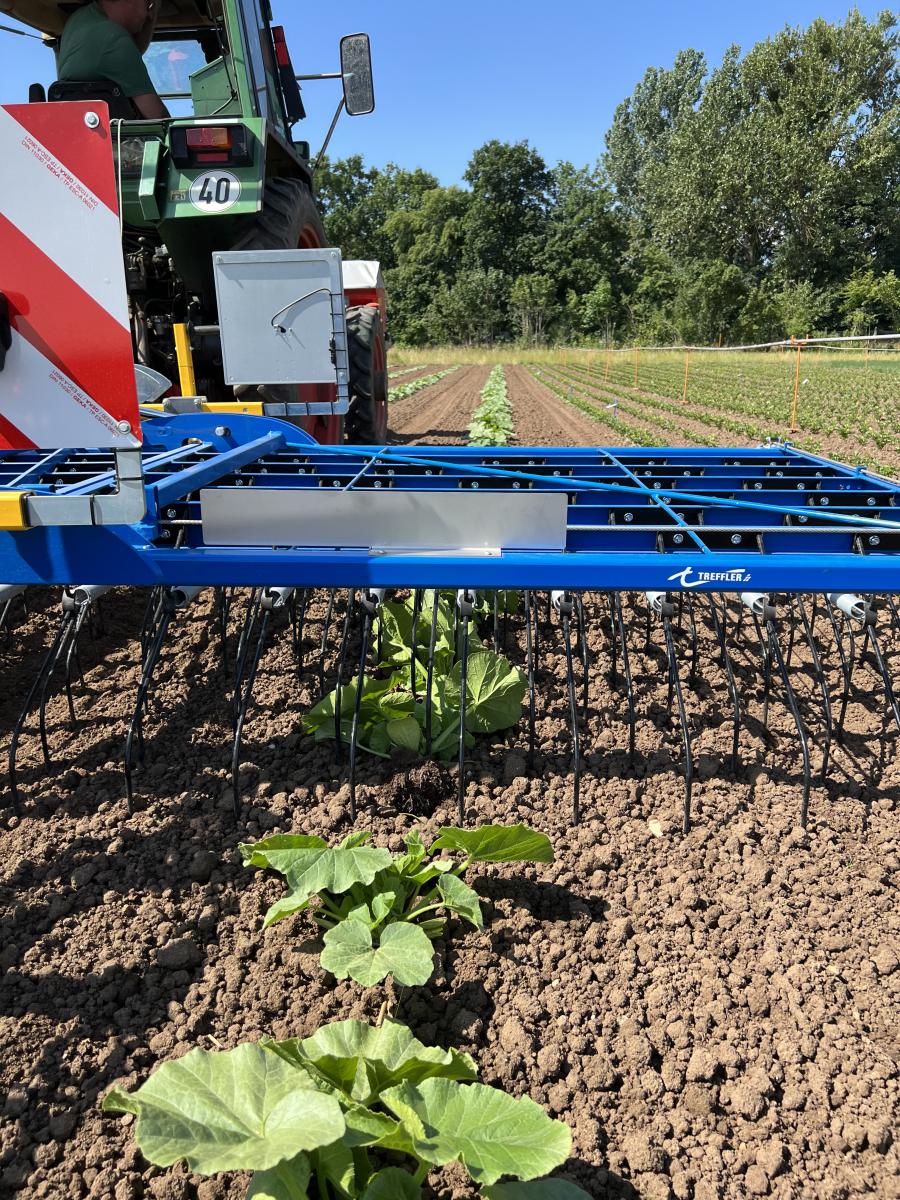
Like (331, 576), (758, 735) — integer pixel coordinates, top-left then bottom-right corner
(189, 170), (242, 213)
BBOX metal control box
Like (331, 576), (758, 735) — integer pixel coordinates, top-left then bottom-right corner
(213, 248), (349, 410)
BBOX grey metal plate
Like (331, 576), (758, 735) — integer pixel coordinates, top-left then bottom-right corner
(200, 489), (568, 552)
(213, 248), (347, 387)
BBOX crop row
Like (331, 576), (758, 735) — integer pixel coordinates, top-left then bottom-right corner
(388, 366), (459, 402)
(571, 353), (900, 450)
(468, 365), (515, 446)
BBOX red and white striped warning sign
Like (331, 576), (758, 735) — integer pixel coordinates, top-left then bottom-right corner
(0, 102), (141, 450)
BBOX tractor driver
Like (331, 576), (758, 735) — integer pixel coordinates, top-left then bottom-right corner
(57, 0), (170, 119)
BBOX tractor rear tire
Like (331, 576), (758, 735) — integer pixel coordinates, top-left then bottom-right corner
(231, 176), (325, 253)
(346, 305), (388, 444)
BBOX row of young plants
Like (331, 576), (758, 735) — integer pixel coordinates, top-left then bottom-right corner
(388, 366), (459, 402)
(527, 366), (665, 447)
(468, 365), (515, 446)
(388, 364), (434, 381)
(103, 599), (590, 1196)
(576, 355), (899, 457)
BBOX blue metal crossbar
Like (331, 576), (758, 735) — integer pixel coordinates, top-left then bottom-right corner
(1, 413), (898, 593)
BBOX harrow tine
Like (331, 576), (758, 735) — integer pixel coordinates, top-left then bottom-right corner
(829, 594), (900, 737)
(553, 591), (581, 824)
(0, 585), (27, 645)
(230, 588), (294, 818)
(332, 590), (357, 762)
(456, 589), (475, 824)
(124, 586), (202, 813)
(349, 590), (382, 821)
(318, 588), (336, 699)
(761, 600), (812, 828)
(706, 594), (741, 774)
(8, 600), (74, 815)
(886, 595), (900, 635)
(685, 594), (699, 687)
(649, 593), (694, 833)
(216, 587), (230, 679)
(793, 595), (833, 779)
(424, 589), (440, 756)
(745, 595), (774, 731)
(233, 589), (263, 726)
(823, 600), (853, 743)
(611, 593), (636, 767)
(523, 589), (537, 765)
(292, 588), (309, 676)
(492, 592), (500, 653)
(410, 588), (422, 698)
(574, 593), (590, 719)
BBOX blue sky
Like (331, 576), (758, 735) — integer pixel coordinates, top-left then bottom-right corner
(1, 1), (891, 183)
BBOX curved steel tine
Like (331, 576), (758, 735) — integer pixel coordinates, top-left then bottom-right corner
(523, 589), (536, 766)
(864, 621), (900, 735)
(216, 587), (230, 679)
(319, 588), (336, 699)
(293, 588), (309, 677)
(233, 590), (263, 727)
(662, 611), (693, 833)
(575, 593), (589, 720)
(139, 586), (164, 661)
(612, 593), (636, 767)
(7, 607), (74, 814)
(333, 590), (356, 762)
(606, 592), (618, 683)
(886, 595), (900, 634)
(231, 607), (272, 819)
(36, 610), (79, 766)
(560, 602), (582, 824)
(424, 589), (441, 755)
(410, 589), (422, 698)
(456, 590), (475, 825)
(785, 594), (798, 669)
(793, 595), (833, 779)
(350, 592), (380, 822)
(492, 591), (500, 653)
(125, 601), (175, 814)
(61, 602), (93, 725)
(823, 601), (852, 743)
(706, 595), (741, 774)
(766, 615), (812, 828)
(750, 614), (772, 731)
(502, 589), (510, 650)
(685, 593), (699, 688)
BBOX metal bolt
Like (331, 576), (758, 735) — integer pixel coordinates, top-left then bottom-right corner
(673, 533), (684, 544)
(754, 481), (762, 489)
(166, 507), (177, 519)
(867, 496), (876, 506)
(84, 111), (100, 129)
(624, 512), (633, 523)
(730, 534), (742, 545)
(214, 426), (228, 437)
(117, 420), (131, 433)
(869, 535), (880, 546)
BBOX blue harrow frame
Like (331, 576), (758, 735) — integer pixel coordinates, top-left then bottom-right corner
(1, 413), (898, 594)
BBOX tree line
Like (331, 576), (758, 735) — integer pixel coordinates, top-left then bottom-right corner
(316, 10), (900, 347)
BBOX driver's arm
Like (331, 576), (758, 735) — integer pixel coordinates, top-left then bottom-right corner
(132, 91), (170, 119)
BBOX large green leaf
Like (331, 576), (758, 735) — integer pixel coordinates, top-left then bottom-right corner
(240, 836), (394, 926)
(246, 1154), (312, 1200)
(362, 1167), (423, 1199)
(430, 824), (554, 864)
(436, 873), (483, 927)
(451, 651), (527, 733)
(387, 715), (423, 752)
(381, 1078), (571, 1185)
(483, 1182), (592, 1199)
(267, 1019), (477, 1107)
(301, 676), (392, 732)
(102, 1044), (344, 1174)
(320, 920), (435, 986)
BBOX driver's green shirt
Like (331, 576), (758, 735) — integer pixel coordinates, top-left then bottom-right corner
(57, 3), (155, 98)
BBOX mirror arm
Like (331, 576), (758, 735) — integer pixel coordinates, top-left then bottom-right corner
(294, 72), (342, 81)
(313, 96), (346, 173)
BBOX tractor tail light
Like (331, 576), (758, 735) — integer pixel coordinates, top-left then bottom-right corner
(185, 127), (232, 150)
(272, 25), (291, 68)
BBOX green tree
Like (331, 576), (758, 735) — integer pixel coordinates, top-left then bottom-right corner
(841, 269), (900, 333)
(510, 274), (559, 343)
(462, 141), (552, 275)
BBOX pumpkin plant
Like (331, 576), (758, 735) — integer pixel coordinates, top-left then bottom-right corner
(240, 824), (553, 987)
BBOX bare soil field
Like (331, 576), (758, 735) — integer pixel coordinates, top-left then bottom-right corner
(1, 368), (898, 1200)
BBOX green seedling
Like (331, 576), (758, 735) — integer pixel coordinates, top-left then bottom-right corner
(469, 365), (515, 446)
(301, 589), (527, 761)
(103, 1017), (590, 1199)
(240, 824), (553, 987)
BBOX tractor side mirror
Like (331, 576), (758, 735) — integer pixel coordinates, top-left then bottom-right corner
(340, 33), (375, 115)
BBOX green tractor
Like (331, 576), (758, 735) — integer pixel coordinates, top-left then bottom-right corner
(2, 0), (387, 443)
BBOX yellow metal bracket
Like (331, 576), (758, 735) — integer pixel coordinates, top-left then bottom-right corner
(0, 491), (31, 531)
(141, 400), (265, 417)
(173, 323), (197, 396)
